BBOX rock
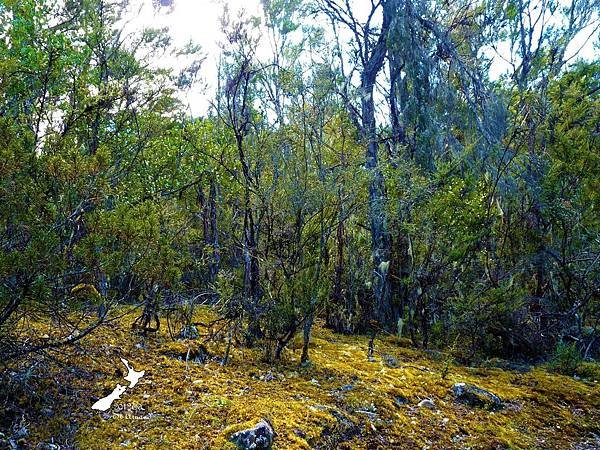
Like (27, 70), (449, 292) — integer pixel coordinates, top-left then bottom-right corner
(188, 345), (210, 363)
(425, 349), (443, 361)
(417, 398), (436, 409)
(452, 382), (503, 409)
(480, 357), (530, 373)
(382, 354), (399, 368)
(0, 432), (9, 449)
(37, 444), (60, 450)
(320, 410), (361, 445)
(13, 427), (28, 441)
(229, 419), (274, 449)
(573, 433), (600, 450)
(331, 383), (354, 398)
(261, 372), (276, 382)
(394, 395), (408, 407)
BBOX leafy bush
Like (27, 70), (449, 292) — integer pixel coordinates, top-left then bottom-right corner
(574, 361), (600, 381)
(548, 342), (582, 375)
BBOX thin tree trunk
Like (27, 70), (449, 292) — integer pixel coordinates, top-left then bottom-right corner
(362, 62), (395, 331)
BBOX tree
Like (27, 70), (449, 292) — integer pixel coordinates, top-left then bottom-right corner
(317, 0), (399, 331)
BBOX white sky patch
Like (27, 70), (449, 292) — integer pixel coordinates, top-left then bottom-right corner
(120, 0), (598, 117)
(120, 0), (378, 116)
(487, 18), (599, 81)
(121, 0), (265, 116)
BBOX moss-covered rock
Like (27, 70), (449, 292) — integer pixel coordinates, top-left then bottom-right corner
(452, 382), (503, 409)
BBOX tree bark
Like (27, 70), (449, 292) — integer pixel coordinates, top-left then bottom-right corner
(360, 0), (398, 331)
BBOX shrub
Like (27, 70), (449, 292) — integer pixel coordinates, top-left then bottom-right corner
(574, 361), (600, 381)
(548, 342), (582, 375)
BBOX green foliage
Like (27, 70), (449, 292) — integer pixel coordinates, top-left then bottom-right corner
(0, 0), (193, 360)
(1, 0), (598, 371)
(574, 361), (600, 381)
(548, 342), (583, 375)
(0, 1), (599, 446)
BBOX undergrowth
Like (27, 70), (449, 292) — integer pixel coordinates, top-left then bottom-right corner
(1, 307), (599, 449)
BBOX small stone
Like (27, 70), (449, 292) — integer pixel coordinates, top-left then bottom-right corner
(382, 354), (399, 368)
(417, 399), (436, 409)
(13, 426), (28, 440)
(394, 396), (408, 407)
(38, 443), (60, 450)
(263, 372), (276, 382)
(293, 428), (306, 439)
(229, 419), (274, 450)
(179, 325), (200, 339)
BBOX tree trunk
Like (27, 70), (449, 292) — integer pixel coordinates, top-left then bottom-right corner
(361, 60), (396, 331)
(200, 177), (220, 297)
(328, 192), (353, 332)
(243, 190), (262, 345)
(300, 314), (313, 364)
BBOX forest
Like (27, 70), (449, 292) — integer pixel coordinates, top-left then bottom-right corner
(0, 0), (599, 448)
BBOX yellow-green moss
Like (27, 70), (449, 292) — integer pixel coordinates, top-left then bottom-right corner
(12, 307), (600, 449)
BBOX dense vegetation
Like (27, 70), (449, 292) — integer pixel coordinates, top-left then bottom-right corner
(0, 0), (599, 448)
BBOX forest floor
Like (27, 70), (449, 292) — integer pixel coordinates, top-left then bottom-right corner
(2, 307), (600, 450)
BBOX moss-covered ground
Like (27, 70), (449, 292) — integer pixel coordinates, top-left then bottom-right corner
(3, 307), (600, 449)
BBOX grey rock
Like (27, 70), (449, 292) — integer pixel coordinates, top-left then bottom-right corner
(417, 398), (436, 409)
(0, 433), (9, 449)
(229, 419), (274, 449)
(37, 444), (60, 450)
(293, 428), (306, 439)
(382, 354), (399, 368)
(264, 372), (276, 382)
(452, 382), (503, 409)
(394, 395), (408, 407)
(12, 427), (28, 440)
(573, 433), (600, 450)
